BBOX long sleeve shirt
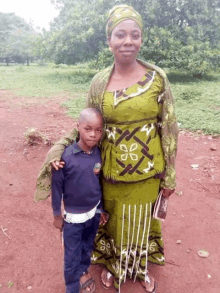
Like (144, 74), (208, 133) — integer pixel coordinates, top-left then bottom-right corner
(52, 143), (102, 217)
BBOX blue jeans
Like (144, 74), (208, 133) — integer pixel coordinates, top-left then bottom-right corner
(63, 214), (100, 293)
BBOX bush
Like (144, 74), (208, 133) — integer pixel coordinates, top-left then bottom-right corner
(90, 47), (114, 69)
(47, 68), (97, 84)
(140, 27), (220, 76)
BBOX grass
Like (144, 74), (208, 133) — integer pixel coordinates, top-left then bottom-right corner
(0, 63), (97, 102)
(0, 64), (220, 134)
(168, 71), (220, 134)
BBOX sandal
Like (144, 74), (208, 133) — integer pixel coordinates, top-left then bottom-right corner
(80, 272), (96, 293)
(101, 268), (114, 289)
(141, 275), (158, 293)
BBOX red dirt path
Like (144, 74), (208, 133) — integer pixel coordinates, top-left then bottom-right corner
(0, 91), (219, 293)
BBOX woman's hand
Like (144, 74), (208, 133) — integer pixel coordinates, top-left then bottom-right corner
(161, 188), (175, 198)
(51, 160), (65, 171)
(53, 215), (64, 231)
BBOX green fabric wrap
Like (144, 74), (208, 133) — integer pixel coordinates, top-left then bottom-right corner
(91, 177), (164, 289)
(106, 4), (143, 38)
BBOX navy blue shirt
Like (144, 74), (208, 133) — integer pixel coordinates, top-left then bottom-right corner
(52, 143), (102, 216)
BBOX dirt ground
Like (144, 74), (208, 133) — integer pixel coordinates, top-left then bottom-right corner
(0, 90), (220, 293)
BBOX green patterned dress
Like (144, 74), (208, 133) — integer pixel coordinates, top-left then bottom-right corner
(91, 70), (168, 289)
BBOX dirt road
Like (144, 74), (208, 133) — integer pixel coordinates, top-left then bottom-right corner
(0, 90), (219, 293)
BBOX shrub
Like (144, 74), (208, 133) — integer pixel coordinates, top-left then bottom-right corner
(140, 27), (220, 76)
(90, 47), (114, 69)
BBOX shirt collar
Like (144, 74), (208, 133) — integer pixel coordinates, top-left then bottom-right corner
(71, 142), (96, 155)
(72, 142), (83, 155)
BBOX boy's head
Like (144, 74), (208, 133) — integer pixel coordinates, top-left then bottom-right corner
(77, 108), (104, 151)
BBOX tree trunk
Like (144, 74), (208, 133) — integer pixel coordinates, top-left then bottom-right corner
(6, 57), (9, 66)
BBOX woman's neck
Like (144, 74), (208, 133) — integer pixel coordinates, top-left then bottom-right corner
(114, 59), (138, 77)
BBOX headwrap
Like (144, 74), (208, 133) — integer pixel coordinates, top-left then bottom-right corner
(106, 4), (143, 38)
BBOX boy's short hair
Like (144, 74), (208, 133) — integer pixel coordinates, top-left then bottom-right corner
(78, 108), (103, 124)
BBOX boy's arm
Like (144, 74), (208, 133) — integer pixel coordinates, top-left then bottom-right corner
(52, 168), (64, 230)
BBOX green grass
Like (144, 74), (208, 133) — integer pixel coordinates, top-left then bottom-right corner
(62, 94), (87, 117)
(168, 71), (220, 134)
(0, 63), (97, 100)
(0, 64), (220, 134)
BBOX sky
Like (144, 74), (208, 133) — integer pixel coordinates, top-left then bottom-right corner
(0, 0), (60, 30)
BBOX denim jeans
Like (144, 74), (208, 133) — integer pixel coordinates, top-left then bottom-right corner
(63, 214), (100, 293)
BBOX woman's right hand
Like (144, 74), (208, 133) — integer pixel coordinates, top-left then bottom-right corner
(51, 160), (65, 170)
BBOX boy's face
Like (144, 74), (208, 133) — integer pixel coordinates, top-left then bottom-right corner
(77, 114), (103, 151)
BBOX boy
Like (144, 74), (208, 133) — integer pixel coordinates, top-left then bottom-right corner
(52, 108), (107, 293)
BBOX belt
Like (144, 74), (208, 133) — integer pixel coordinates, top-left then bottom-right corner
(63, 201), (100, 224)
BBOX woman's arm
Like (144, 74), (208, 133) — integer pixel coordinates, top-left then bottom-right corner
(34, 128), (78, 202)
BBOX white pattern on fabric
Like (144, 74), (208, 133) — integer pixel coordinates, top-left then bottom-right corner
(124, 204), (131, 282)
(128, 204), (136, 277)
(100, 239), (111, 254)
(131, 205), (142, 277)
(143, 162), (154, 173)
(145, 203), (152, 282)
(106, 127), (116, 140)
(140, 123), (154, 136)
(120, 143), (138, 161)
(113, 71), (156, 106)
(119, 204), (126, 293)
(134, 203), (148, 282)
(115, 204), (153, 286)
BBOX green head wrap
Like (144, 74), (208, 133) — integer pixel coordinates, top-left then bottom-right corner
(106, 4), (143, 38)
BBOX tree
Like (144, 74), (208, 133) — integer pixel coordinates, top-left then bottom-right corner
(0, 13), (38, 65)
(46, 0), (220, 74)
(48, 0), (114, 64)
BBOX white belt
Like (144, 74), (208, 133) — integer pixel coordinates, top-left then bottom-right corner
(64, 201), (100, 224)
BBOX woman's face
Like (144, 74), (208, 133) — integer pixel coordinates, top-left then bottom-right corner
(108, 19), (142, 64)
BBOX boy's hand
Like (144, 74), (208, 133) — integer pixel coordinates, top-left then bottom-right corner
(53, 215), (64, 231)
(51, 160), (65, 171)
(99, 212), (109, 226)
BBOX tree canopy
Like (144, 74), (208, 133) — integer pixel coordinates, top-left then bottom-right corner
(44, 0), (220, 75)
(0, 12), (38, 65)
(1, 0), (220, 75)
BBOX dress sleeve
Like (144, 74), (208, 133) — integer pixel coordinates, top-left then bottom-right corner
(34, 128), (78, 202)
(87, 80), (95, 107)
(158, 79), (179, 190)
(86, 75), (101, 109)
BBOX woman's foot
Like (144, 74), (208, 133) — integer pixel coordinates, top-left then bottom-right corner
(80, 271), (95, 293)
(101, 268), (114, 289)
(141, 274), (157, 293)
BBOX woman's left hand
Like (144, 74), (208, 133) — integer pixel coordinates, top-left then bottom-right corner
(161, 188), (175, 198)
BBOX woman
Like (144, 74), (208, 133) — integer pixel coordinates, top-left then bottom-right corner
(35, 5), (178, 293)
